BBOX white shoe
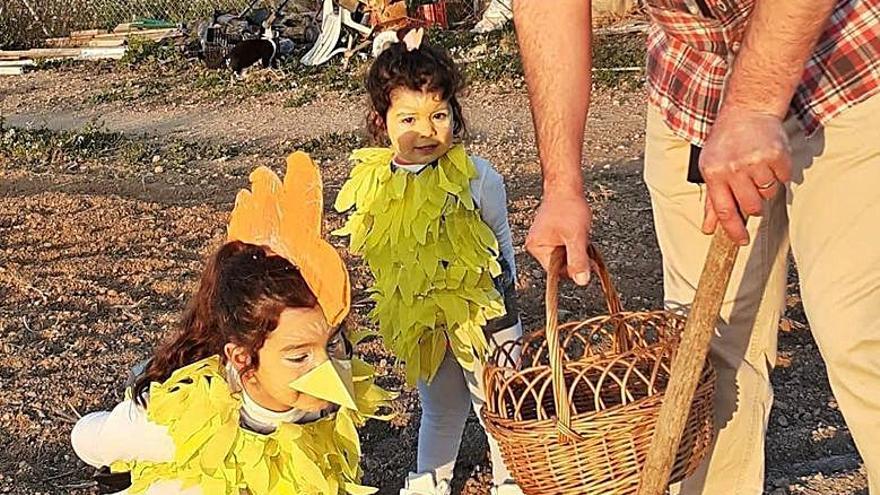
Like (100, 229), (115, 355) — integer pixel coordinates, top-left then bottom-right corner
(400, 472), (452, 495)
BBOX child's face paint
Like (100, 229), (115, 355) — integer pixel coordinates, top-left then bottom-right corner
(385, 87), (453, 165)
(235, 306), (349, 413)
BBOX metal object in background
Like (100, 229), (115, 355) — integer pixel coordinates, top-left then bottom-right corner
(1, 0), (486, 50)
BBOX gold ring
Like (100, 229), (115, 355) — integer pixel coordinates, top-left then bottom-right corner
(756, 179), (777, 190)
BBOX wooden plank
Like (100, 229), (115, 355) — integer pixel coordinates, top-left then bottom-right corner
(45, 36), (95, 48)
(87, 38), (127, 47)
(113, 23), (133, 33)
(0, 67), (26, 75)
(79, 47), (127, 60)
(0, 48), (82, 60)
(45, 28), (178, 49)
(0, 46), (126, 61)
(69, 29), (105, 37)
(0, 59), (35, 67)
(92, 28), (177, 41)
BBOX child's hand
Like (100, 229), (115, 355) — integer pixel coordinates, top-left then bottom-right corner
(525, 191), (593, 286)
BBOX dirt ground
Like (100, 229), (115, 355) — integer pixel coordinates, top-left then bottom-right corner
(0, 57), (868, 495)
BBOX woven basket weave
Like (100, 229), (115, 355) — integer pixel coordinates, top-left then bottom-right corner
(482, 246), (716, 495)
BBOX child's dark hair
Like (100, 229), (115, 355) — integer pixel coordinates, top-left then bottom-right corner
(133, 241), (317, 405)
(366, 38), (467, 143)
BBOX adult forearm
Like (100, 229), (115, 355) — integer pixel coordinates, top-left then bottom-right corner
(514, 0), (592, 197)
(721, 0), (836, 119)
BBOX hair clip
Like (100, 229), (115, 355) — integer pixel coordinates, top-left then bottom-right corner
(402, 27), (424, 52)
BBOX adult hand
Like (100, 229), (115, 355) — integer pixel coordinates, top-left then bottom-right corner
(699, 108), (791, 245)
(525, 190), (593, 286)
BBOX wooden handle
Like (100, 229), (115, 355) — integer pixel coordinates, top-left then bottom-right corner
(636, 228), (741, 495)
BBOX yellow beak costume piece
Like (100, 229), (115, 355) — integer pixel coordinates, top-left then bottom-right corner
(289, 359), (358, 411)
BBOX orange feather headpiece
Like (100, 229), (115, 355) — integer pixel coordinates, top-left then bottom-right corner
(227, 152), (351, 326)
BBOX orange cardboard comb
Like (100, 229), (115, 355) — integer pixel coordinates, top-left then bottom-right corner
(227, 152), (351, 326)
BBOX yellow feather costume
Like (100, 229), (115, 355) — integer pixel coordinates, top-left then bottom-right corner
(112, 354), (392, 495)
(334, 145), (506, 384)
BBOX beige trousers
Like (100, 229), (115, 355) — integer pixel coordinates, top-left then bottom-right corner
(644, 96), (880, 494)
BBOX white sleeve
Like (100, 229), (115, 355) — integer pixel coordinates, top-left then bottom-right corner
(472, 158), (517, 280)
(71, 399), (175, 468)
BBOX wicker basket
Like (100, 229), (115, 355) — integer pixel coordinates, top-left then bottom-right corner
(482, 246), (716, 495)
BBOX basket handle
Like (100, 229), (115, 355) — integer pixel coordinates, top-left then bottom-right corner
(545, 244), (623, 442)
(546, 244), (623, 319)
(588, 244), (623, 316)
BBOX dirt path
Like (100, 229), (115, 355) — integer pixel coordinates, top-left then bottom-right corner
(1, 64), (646, 157)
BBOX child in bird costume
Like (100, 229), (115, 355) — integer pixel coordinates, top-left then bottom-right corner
(334, 29), (523, 495)
(71, 152), (394, 495)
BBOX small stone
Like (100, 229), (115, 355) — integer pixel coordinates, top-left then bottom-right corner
(107, 289), (118, 297)
(151, 155), (161, 163)
(154, 166), (164, 174)
(777, 414), (790, 427)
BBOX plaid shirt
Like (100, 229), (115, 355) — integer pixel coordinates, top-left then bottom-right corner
(645, 0), (880, 145)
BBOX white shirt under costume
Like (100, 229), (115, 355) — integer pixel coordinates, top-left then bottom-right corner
(70, 365), (327, 495)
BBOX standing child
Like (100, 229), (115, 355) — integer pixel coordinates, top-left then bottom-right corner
(70, 153), (393, 495)
(334, 29), (523, 495)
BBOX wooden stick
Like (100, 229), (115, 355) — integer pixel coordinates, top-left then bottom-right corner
(637, 227), (741, 495)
